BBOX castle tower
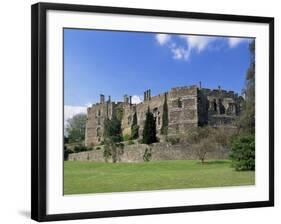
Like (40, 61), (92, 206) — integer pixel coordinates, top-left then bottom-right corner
(100, 94), (105, 104)
(124, 94), (129, 104)
(148, 89), (151, 100)
(144, 90), (151, 101)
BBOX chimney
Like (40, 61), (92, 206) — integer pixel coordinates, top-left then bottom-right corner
(144, 91), (147, 101)
(199, 81), (202, 89)
(148, 89), (151, 100)
(129, 96), (132, 105)
(108, 95), (111, 103)
(124, 94), (128, 103)
(100, 94), (105, 104)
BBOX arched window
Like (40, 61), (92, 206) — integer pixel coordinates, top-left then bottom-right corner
(218, 99), (225, 114)
(213, 99), (217, 112)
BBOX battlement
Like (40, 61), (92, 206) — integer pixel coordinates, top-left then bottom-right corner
(201, 88), (238, 98)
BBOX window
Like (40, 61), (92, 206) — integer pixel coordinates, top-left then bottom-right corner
(178, 98), (182, 108)
(213, 99), (217, 112)
(218, 99), (225, 114)
(96, 127), (101, 137)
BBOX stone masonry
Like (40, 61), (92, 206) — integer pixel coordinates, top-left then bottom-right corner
(85, 84), (243, 147)
(69, 142), (229, 162)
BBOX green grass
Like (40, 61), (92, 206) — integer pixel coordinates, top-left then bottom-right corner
(64, 160), (255, 195)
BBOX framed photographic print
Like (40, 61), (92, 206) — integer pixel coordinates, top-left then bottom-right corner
(31, 2), (274, 222)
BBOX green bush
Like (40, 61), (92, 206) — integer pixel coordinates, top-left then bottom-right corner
(143, 147), (152, 162)
(131, 112), (139, 139)
(95, 146), (101, 150)
(74, 145), (90, 153)
(123, 134), (131, 142)
(161, 92), (169, 135)
(142, 107), (157, 145)
(64, 146), (73, 161)
(103, 138), (113, 162)
(230, 135), (255, 171)
(131, 125), (139, 140)
(128, 139), (135, 145)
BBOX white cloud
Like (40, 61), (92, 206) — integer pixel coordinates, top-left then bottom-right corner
(155, 34), (251, 61)
(131, 95), (143, 104)
(155, 34), (171, 45)
(155, 34), (218, 61)
(168, 36), (216, 61)
(170, 45), (189, 60)
(85, 102), (93, 107)
(181, 35), (217, 53)
(64, 105), (87, 125)
(228, 37), (247, 48)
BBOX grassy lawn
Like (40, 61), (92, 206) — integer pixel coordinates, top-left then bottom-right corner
(64, 160), (255, 195)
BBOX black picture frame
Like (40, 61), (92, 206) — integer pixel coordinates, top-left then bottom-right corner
(31, 2), (274, 222)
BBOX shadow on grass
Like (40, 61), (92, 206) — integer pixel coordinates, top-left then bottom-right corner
(196, 160), (231, 165)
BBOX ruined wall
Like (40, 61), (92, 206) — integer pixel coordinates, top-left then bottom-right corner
(117, 85), (199, 140)
(167, 85), (198, 135)
(135, 93), (165, 137)
(201, 88), (242, 127)
(85, 85), (242, 146)
(69, 142), (229, 162)
(85, 95), (115, 146)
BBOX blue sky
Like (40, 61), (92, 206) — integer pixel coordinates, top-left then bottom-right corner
(64, 28), (253, 119)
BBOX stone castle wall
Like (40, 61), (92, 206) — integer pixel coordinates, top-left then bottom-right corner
(85, 85), (242, 147)
(68, 142), (229, 162)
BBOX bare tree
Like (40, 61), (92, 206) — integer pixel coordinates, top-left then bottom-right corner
(193, 138), (216, 163)
(187, 127), (235, 164)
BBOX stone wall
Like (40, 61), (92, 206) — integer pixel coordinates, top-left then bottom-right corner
(85, 98), (115, 146)
(68, 142), (229, 162)
(85, 84), (242, 146)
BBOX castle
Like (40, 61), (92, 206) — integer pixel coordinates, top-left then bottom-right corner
(85, 84), (243, 147)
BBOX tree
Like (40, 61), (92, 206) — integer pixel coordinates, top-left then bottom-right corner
(142, 107), (157, 144)
(187, 127), (211, 144)
(64, 145), (73, 161)
(66, 113), (87, 143)
(193, 138), (215, 164)
(230, 41), (255, 171)
(238, 40), (255, 134)
(131, 112), (139, 139)
(103, 137), (117, 162)
(187, 127), (234, 164)
(103, 114), (122, 143)
(103, 112), (122, 163)
(230, 135), (255, 171)
(161, 92), (169, 135)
